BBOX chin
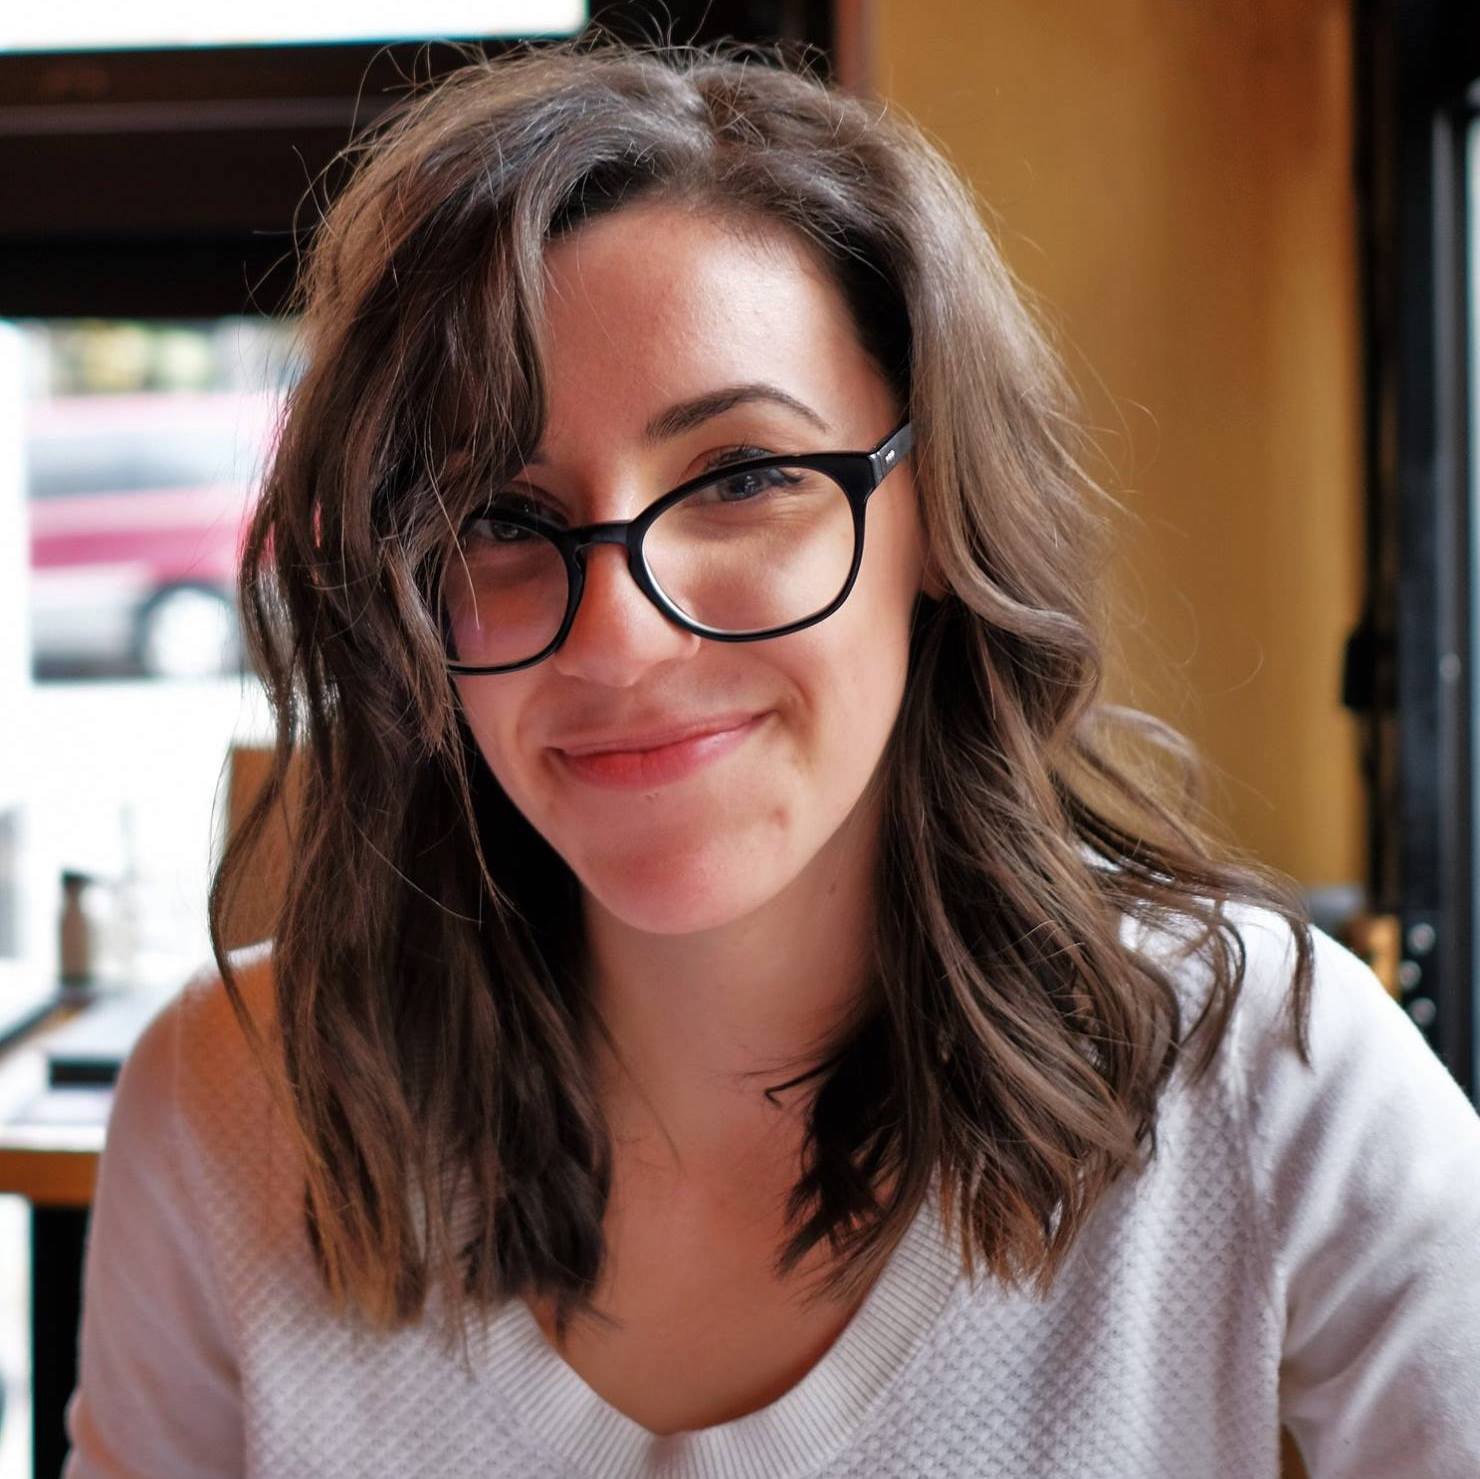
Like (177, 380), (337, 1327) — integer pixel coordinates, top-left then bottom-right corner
(576, 841), (787, 937)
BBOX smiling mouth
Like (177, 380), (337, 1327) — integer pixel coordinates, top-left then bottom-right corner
(552, 713), (768, 789)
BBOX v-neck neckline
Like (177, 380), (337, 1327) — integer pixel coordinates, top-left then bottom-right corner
(476, 1187), (965, 1479)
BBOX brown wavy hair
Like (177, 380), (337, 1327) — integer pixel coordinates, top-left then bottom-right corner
(210, 35), (1315, 1346)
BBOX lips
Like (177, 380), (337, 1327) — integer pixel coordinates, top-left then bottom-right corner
(551, 712), (767, 789)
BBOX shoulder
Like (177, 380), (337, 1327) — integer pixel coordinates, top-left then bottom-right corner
(112, 942), (284, 1162)
(1140, 901), (1480, 1251)
(1125, 899), (1400, 1081)
(1121, 898), (1480, 1179)
(1200, 902), (1460, 1121)
(70, 966), (259, 1475)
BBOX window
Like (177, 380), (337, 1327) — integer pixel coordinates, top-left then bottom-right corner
(1, 318), (288, 987)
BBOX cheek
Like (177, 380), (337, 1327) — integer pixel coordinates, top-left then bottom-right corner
(782, 562), (917, 797)
(837, 497), (924, 692)
(824, 511), (924, 778)
(454, 678), (534, 799)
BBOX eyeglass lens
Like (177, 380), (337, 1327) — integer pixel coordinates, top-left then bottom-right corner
(442, 463), (856, 670)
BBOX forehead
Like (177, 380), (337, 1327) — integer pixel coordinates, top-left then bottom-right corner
(534, 203), (888, 448)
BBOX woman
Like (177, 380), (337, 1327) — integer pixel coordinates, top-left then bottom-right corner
(65, 38), (1480, 1478)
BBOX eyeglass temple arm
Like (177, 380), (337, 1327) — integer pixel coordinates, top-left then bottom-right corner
(869, 421), (915, 484)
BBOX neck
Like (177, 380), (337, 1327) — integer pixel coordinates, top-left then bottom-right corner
(581, 794), (882, 1181)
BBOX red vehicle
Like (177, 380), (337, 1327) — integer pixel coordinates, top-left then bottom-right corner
(26, 391), (279, 679)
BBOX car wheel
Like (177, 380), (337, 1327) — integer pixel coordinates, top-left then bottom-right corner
(135, 584), (243, 680)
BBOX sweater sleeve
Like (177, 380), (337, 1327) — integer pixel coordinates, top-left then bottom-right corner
(62, 983), (245, 1478)
(1234, 918), (1480, 1479)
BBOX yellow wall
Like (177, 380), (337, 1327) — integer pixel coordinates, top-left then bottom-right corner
(876, 0), (1365, 888)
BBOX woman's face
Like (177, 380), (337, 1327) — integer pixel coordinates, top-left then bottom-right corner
(454, 201), (931, 936)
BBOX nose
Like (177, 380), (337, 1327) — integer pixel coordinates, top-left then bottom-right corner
(549, 540), (699, 686)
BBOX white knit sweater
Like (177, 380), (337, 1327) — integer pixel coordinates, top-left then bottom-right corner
(62, 908), (1480, 1478)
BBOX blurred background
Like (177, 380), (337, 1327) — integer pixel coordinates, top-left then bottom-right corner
(0, 1), (1476, 1476)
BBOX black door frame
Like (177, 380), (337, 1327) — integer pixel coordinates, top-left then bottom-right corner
(1355, 0), (1480, 1097)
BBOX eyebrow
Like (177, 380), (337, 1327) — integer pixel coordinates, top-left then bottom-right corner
(524, 383), (831, 466)
(643, 383), (831, 442)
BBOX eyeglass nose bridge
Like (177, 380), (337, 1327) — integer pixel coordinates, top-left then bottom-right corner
(568, 521), (637, 558)
(565, 520), (650, 592)
(560, 519), (672, 635)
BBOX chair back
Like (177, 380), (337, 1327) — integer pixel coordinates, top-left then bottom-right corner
(217, 744), (301, 952)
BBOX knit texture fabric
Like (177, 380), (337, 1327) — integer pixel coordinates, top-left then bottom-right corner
(63, 908), (1480, 1478)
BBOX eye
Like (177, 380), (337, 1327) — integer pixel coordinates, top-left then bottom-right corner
(708, 465), (804, 502)
(463, 492), (564, 543)
(698, 446), (804, 503)
(467, 516), (532, 545)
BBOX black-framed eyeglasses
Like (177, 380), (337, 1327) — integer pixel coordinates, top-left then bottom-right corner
(441, 420), (914, 675)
